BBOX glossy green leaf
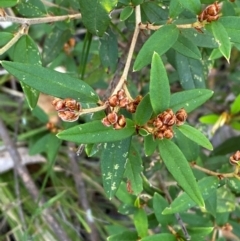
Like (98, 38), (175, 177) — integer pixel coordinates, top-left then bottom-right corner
(57, 119), (135, 144)
(158, 140), (204, 207)
(169, 0), (183, 18)
(13, 35), (41, 109)
(16, 0), (46, 17)
(124, 146), (143, 195)
(219, 17), (240, 44)
(107, 231), (138, 241)
(150, 53), (170, 114)
(133, 25), (179, 71)
(178, 124), (213, 150)
(0, 0), (18, 7)
(210, 21), (231, 62)
(170, 89), (213, 113)
(141, 2), (168, 24)
(172, 34), (201, 60)
(181, 28), (219, 48)
(42, 28), (71, 66)
(141, 233), (176, 241)
(0, 32), (14, 47)
(99, 28), (118, 73)
(178, 0), (201, 14)
(144, 134), (157, 156)
(153, 193), (174, 225)
(230, 94), (240, 115)
(217, 187), (235, 213)
(120, 6), (133, 21)
(134, 208), (148, 238)
(1, 61), (98, 103)
(101, 138), (131, 199)
(175, 52), (205, 89)
(79, 0), (117, 36)
(187, 227), (214, 240)
(134, 93), (153, 125)
(162, 176), (219, 214)
(209, 48), (223, 60)
(199, 114), (219, 124)
(227, 178), (240, 194)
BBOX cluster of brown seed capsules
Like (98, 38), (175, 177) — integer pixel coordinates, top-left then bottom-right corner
(102, 89), (142, 130)
(151, 108), (187, 140)
(198, 1), (221, 22)
(52, 98), (81, 122)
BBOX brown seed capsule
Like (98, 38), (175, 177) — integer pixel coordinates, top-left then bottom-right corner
(163, 128), (174, 139)
(198, 1), (221, 23)
(154, 130), (164, 140)
(176, 108), (187, 126)
(102, 116), (112, 127)
(68, 38), (76, 48)
(52, 98), (65, 111)
(126, 102), (137, 113)
(107, 112), (118, 124)
(108, 95), (119, 107)
(58, 110), (79, 122)
(117, 115), (126, 127)
(65, 98), (81, 111)
(158, 109), (175, 126)
(117, 89), (126, 100)
(119, 97), (129, 108)
(153, 118), (163, 129)
(229, 150), (240, 165)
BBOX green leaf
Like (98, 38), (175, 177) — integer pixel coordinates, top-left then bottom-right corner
(162, 176), (219, 214)
(57, 119), (135, 144)
(124, 146), (143, 195)
(0, 32), (14, 47)
(153, 193), (174, 225)
(210, 21), (231, 62)
(79, 0), (117, 36)
(209, 48), (223, 60)
(42, 28), (71, 66)
(187, 227), (214, 240)
(1, 61), (98, 103)
(170, 89), (213, 113)
(175, 52), (205, 89)
(134, 93), (153, 125)
(178, 124), (213, 150)
(144, 134), (157, 156)
(120, 6), (133, 21)
(181, 28), (219, 48)
(219, 17), (240, 44)
(16, 0), (46, 17)
(199, 114), (219, 124)
(150, 53), (170, 114)
(217, 187), (235, 213)
(13, 35), (41, 109)
(172, 34), (201, 60)
(99, 28), (118, 73)
(0, 0), (18, 7)
(230, 94), (240, 115)
(178, 0), (201, 14)
(133, 25), (179, 71)
(140, 233), (176, 241)
(107, 231), (138, 241)
(158, 139), (204, 207)
(134, 208), (148, 238)
(101, 138), (131, 199)
(169, 0), (184, 18)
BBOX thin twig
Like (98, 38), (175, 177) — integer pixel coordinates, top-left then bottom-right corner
(111, 5), (141, 96)
(158, 173), (191, 241)
(67, 142), (98, 241)
(0, 118), (71, 241)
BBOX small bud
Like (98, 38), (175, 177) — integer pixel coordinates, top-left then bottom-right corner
(108, 95), (119, 107)
(107, 112), (118, 124)
(68, 38), (76, 48)
(102, 117), (112, 127)
(58, 110), (79, 122)
(176, 108), (187, 126)
(117, 89), (126, 100)
(229, 150), (240, 165)
(52, 98), (65, 111)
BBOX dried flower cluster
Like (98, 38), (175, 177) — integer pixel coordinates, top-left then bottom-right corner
(102, 89), (142, 130)
(52, 98), (81, 122)
(152, 108), (187, 140)
(198, 1), (221, 22)
(229, 150), (240, 165)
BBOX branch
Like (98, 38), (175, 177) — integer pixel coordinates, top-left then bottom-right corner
(0, 118), (71, 241)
